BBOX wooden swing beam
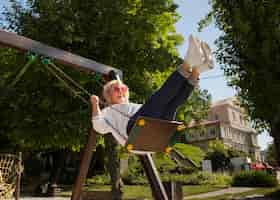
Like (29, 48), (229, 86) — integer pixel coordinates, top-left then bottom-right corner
(0, 29), (171, 200)
(0, 29), (122, 78)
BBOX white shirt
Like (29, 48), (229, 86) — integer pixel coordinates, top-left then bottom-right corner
(92, 103), (142, 146)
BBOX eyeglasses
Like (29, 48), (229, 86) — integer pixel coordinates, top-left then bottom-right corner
(111, 85), (128, 93)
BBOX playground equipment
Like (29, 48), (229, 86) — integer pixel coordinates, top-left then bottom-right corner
(0, 29), (185, 200)
(126, 117), (185, 153)
(0, 153), (23, 200)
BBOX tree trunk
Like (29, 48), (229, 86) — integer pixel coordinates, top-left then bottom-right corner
(105, 134), (123, 200)
(271, 121), (280, 166)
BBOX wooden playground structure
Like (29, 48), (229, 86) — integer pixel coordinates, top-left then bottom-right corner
(0, 29), (185, 200)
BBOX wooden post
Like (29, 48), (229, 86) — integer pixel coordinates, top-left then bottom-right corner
(15, 152), (22, 200)
(71, 129), (97, 200)
(163, 181), (183, 200)
(139, 154), (168, 200)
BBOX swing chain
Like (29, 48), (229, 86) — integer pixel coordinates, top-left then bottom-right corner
(10, 52), (38, 87)
(41, 56), (90, 105)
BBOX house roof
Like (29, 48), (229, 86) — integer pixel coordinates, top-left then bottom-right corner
(211, 97), (239, 107)
(188, 119), (220, 128)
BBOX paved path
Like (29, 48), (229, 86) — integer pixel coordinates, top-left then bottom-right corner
(17, 198), (70, 200)
(184, 187), (255, 199)
(18, 197), (144, 200)
(240, 194), (273, 200)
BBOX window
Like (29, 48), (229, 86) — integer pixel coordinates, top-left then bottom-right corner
(210, 128), (216, 136)
(223, 127), (227, 137)
(228, 128), (232, 138)
(232, 111), (236, 121)
(215, 114), (219, 120)
(200, 131), (205, 138)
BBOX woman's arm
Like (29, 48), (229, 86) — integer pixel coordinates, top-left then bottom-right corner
(90, 95), (112, 134)
(90, 95), (101, 117)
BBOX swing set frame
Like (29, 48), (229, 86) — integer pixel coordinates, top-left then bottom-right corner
(0, 29), (182, 200)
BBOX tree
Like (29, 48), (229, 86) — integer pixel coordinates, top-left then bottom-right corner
(205, 140), (230, 171)
(1, 0), (184, 197)
(1, 0), (183, 149)
(205, 140), (248, 171)
(202, 0), (280, 164)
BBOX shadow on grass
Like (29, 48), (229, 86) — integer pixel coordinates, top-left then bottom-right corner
(240, 189), (280, 200)
(266, 188), (280, 199)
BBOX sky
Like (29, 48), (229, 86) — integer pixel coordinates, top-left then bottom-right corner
(0, 0), (273, 150)
(175, 0), (235, 101)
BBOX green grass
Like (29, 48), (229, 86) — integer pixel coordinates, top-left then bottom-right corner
(60, 184), (227, 199)
(187, 186), (280, 200)
(124, 185), (226, 199)
(50, 185), (280, 199)
(183, 185), (227, 196)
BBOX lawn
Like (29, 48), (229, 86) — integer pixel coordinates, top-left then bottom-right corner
(60, 184), (227, 199)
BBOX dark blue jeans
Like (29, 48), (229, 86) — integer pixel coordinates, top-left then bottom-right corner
(127, 71), (194, 134)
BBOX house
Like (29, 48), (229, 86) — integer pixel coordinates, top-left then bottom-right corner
(186, 97), (261, 161)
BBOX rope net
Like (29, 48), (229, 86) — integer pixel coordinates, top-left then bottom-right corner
(0, 154), (23, 200)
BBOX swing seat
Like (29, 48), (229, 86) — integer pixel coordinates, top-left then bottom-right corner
(125, 116), (186, 153)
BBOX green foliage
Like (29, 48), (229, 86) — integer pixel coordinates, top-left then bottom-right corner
(198, 11), (214, 32)
(162, 171), (232, 186)
(209, 0), (280, 163)
(154, 152), (177, 173)
(205, 140), (248, 171)
(122, 155), (147, 185)
(0, 0), (184, 150)
(86, 174), (111, 185)
(232, 171), (278, 187)
(122, 171), (148, 185)
(209, 0), (280, 132)
(173, 143), (205, 167)
(208, 140), (228, 155)
(0, 48), (91, 151)
(176, 89), (211, 125)
(122, 144), (206, 184)
(205, 140), (230, 171)
(227, 148), (248, 158)
(153, 143), (205, 173)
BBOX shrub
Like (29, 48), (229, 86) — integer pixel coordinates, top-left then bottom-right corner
(121, 155), (148, 185)
(173, 143), (205, 167)
(161, 171), (232, 186)
(86, 174), (111, 185)
(122, 170), (148, 185)
(232, 171), (278, 187)
(154, 153), (177, 173)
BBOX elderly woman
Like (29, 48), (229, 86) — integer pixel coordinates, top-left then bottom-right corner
(91, 35), (214, 147)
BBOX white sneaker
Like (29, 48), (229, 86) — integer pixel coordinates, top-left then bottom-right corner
(184, 34), (204, 67)
(195, 41), (214, 73)
(184, 35), (214, 73)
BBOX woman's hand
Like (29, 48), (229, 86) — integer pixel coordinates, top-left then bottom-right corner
(90, 95), (99, 106)
(91, 95), (101, 117)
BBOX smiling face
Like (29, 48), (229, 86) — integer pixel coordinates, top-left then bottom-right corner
(109, 82), (129, 104)
(102, 80), (129, 105)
